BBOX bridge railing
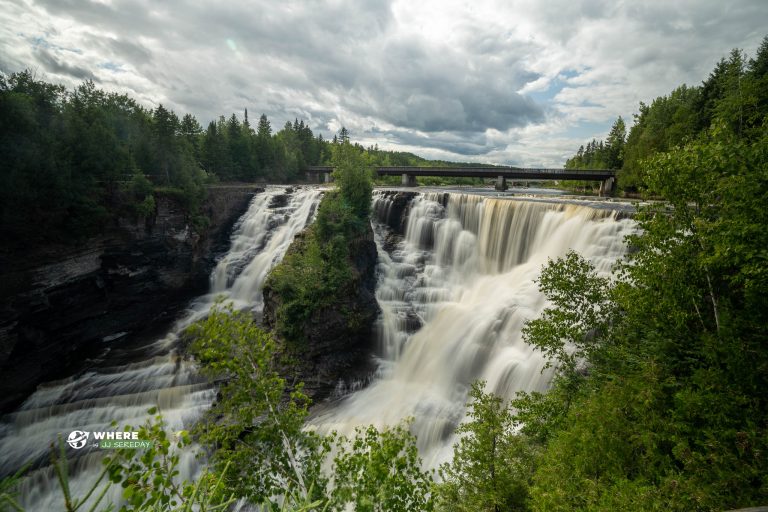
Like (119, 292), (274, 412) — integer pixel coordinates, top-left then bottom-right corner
(306, 165), (617, 178)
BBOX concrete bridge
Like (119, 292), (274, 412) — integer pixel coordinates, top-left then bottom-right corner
(306, 166), (618, 195)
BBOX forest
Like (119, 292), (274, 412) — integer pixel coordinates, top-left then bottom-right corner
(565, 36), (768, 195)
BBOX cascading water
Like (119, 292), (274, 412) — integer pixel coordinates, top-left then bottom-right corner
(1, 185), (634, 507)
(311, 191), (635, 468)
(0, 186), (322, 510)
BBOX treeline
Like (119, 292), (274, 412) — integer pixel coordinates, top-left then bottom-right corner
(566, 36), (768, 192)
(0, 70), (461, 251)
(565, 116), (627, 170)
(0, 70), (333, 249)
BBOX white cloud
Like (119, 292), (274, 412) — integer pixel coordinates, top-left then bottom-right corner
(0, 0), (766, 167)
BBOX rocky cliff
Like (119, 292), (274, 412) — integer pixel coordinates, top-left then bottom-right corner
(0, 185), (261, 413)
(372, 190), (419, 235)
(262, 223), (380, 402)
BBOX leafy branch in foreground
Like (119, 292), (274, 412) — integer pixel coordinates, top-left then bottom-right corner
(332, 422), (433, 512)
(185, 299), (327, 508)
(435, 382), (536, 512)
(0, 413), (234, 512)
(0, 464), (29, 512)
(185, 299), (435, 511)
(102, 411), (235, 512)
(522, 250), (613, 386)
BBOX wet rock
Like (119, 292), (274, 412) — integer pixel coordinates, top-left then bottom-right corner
(373, 191), (419, 235)
(269, 194), (289, 208)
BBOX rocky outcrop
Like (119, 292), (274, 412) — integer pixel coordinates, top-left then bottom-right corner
(0, 185), (261, 413)
(372, 190), (419, 235)
(262, 224), (380, 402)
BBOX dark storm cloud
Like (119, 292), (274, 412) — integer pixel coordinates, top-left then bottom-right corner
(331, 34), (545, 133)
(35, 48), (93, 80)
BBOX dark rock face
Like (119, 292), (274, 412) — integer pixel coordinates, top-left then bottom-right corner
(372, 190), (419, 235)
(262, 225), (380, 402)
(0, 186), (261, 413)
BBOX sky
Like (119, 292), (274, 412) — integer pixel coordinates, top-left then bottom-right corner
(1, 0), (766, 167)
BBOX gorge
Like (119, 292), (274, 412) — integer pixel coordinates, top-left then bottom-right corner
(0, 186), (634, 509)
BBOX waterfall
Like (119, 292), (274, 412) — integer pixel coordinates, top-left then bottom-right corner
(0, 186), (635, 507)
(0, 186), (322, 510)
(311, 191), (635, 468)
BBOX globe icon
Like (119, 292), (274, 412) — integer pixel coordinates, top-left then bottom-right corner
(66, 430), (90, 449)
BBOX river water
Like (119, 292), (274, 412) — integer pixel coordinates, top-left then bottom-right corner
(311, 191), (635, 467)
(0, 186), (634, 508)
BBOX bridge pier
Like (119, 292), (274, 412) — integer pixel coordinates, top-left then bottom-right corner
(495, 175), (508, 191)
(324, 171), (333, 183)
(599, 177), (616, 197)
(401, 173), (417, 187)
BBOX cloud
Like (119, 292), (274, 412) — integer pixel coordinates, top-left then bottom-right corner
(35, 47), (93, 80)
(0, 0), (766, 166)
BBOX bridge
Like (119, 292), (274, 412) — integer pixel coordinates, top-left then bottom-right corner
(306, 166), (618, 195)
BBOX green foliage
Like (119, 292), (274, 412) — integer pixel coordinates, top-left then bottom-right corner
(331, 139), (373, 218)
(265, 133), (378, 344)
(130, 170), (154, 199)
(518, 124), (768, 510)
(0, 464), (28, 512)
(565, 116), (626, 172)
(134, 194), (156, 218)
(49, 438), (115, 512)
(184, 300), (435, 510)
(0, 414), (234, 512)
(331, 423), (434, 512)
(102, 412), (235, 512)
(314, 190), (365, 241)
(565, 37), (768, 194)
(185, 300), (327, 507)
(265, 218), (356, 343)
(435, 382), (536, 512)
(522, 250), (612, 378)
(0, 71), (207, 249)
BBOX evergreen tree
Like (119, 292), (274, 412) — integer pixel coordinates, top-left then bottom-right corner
(605, 116), (626, 169)
(180, 113), (202, 163)
(748, 35), (768, 78)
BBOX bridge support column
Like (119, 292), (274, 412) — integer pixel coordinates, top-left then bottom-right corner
(599, 177), (616, 197)
(324, 172), (333, 183)
(401, 173), (417, 187)
(495, 175), (508, 191)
